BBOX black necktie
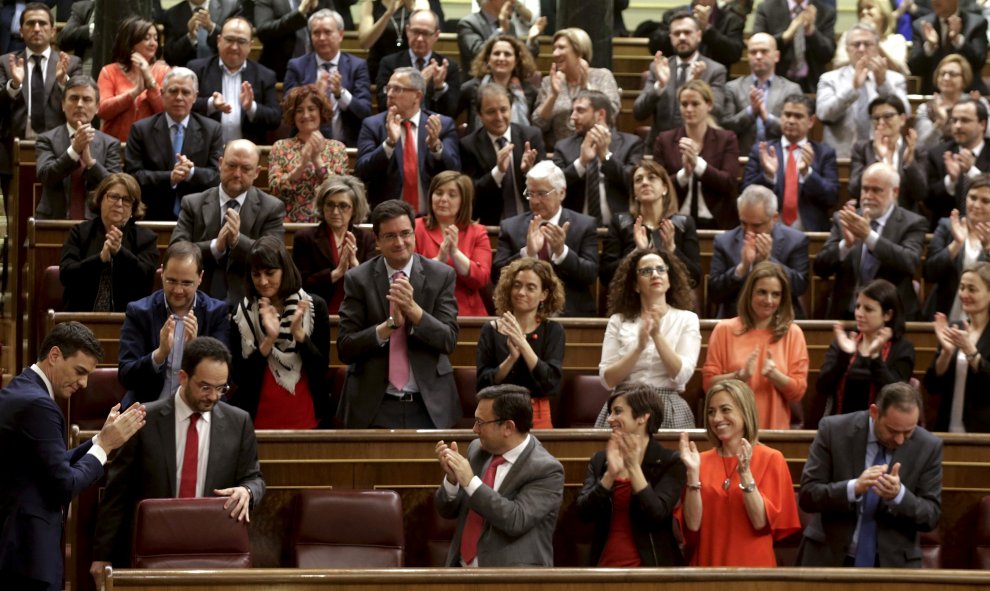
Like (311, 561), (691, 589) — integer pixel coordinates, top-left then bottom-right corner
(416, 57), (426, 71)
(30, 54), (45, 133)
(496, 137), (517, 218)
(586, 157), (602, 224)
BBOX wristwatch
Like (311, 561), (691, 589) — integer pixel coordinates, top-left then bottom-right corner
(386, 316), (398, 329)
(739, 481), (756, 493)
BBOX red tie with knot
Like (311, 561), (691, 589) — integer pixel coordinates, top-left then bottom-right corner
(782, 143), (800, 226)
(402, 120), (419, 210)
(178, 413), (201, 498)
(459, 454), (506, 564)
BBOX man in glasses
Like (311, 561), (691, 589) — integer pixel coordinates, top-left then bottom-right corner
(117, 241), (231, 408)
(91, 336), (265, 589)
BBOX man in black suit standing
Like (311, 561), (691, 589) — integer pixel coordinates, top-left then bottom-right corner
(650, 0), (744, 69)
(125, 67), (223, 221)
(752, 0), (836, 93)
(162, 0), (243, 68)
(909, 0), (988, 95)
(254, 0), (336, 81)
(460, 83), (544, 227)
(35, 74), (121, 219)
(552, 89), (643, 226)
(924, 96), (990, 225)
(56, 0), (95, 74)
(187, 16), (281, 146)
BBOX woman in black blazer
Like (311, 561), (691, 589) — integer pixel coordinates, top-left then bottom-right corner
(59, 173), (158, 312)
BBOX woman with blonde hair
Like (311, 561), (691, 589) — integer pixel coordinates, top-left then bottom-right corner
(458, 34), (540, 132)
(915, 55), (990, 150)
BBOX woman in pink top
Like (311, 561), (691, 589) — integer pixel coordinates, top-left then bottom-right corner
(97, 16), (171, 142)
(702, 261), (808, 429)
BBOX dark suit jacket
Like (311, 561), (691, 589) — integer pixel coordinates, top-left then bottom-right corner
(653, 126), (739, 230)
(92, 396), (265, 566)
(0, 368), (104, 587)
(290, 222), (377, 308)
(494, 208), (599, 316)
(460, 122), (545, 226)
(650, 3), (744, 69)
(283, 51), (372, 146)
(434, 436), (564, 567)
(355, 109), (460, 209)
(187, 56), (281, 146)
(162, 0), (242, 68)
(336, 254), (461, 428)
(753, 0), (836, 93)
(632, 54), (726, 148)
(720, 74), (803, 156)
(35, 124), (121, 219)
(742, 139), (839, 232)
(600, 212), (701, 287)
(922, 217), (990, 318)
(375, 50), (462, 118)
(56, 1), (94, 64)
(170, 186), (286, 304)
(553, 128), (644, 223)
(708, 223), (810, 318)
(254, 0), (337, 80)
(457, 76), (538, 134)
(0, 49), (82, 174)
(909, 10), (989, 95)
(815, 206), (928, 320)
(797, 411), (942, 567)
(924, 139), (990, 225)
(118, 289), (231, 407)
(849, 139), (927, 215)
(125, 112), (223, 221)
(456, 11), (504, 71)
(924, 324), (990, 432)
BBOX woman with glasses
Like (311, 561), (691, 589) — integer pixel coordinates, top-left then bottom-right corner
(594, 248), (700, 430)
(458, 35), (539, 132)
(292, 175), (376, 315)
(477, 257), (566, 428)
(832, 0), (908, 75)
(915, 55), (990, 150)
(60, 173), (158, 312)
(576, 382), (686, 567)
(230, 236), (331, 429)
(414, 171), (492, 316)
(268, 85), (349, 222)
(703, 261), (808, 430)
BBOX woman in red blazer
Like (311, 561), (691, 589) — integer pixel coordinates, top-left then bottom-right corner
(414, 171), (493, 316)
(651, 79), (739, 230)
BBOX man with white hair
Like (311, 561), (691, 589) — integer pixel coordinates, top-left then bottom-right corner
(493, 160), (599, 316)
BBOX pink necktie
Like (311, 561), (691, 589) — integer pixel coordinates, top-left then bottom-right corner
(388, 271), (410, 391)
(459, 454), (506, 564)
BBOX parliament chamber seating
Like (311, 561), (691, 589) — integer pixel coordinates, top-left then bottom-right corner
(291, 490), (405, 568)
(975, 496), (990, 569)
(130, 497), (252, 569)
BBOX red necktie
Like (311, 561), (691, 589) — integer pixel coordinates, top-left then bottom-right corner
(782, 144), (799, 226)
(178, 413), (201, 498)
(459, 454), (506, 564)
(69, 161), (86, 219)
(401, 120), (419, 211)
(388, 271), (410, 391)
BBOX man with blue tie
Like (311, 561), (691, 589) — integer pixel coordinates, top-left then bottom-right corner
(284, 9), (372, 147)
(797, 382), (942, 567)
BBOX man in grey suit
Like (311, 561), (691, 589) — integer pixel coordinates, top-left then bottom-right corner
(720, 33), (802, 157)
(337, 199), (460, 429)
(633, 12), (726, 149)
(435, 385), (565, 567)
(753, 0), (836, 93)
(35, 74), (121, 219)
(170, 139), (286, 305)
(797, 382), (941, 567)
(90, 336), (265, 587)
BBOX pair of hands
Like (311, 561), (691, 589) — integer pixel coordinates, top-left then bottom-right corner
(833, 323), (893, 357)
(495, 140), (538, 174)
(495, 311), (531, 362)
(386, 274), (422, 329)
(579, 124), (611, 167)
(758, 141), (813, 179)
(947, 208), (990, 251)
(171, 154), (195, 186)
(736, 346), (781, 381)
(678, 432), (754, 478)
(854, 461), (903, 499)
(435, 440), (474, 487)
(636, 305), (667, 350)
(944, 148), (977, 184)
(836, 200), (874, 246)
(210, 82), (256, 115)
(260, 297), (311, 344)
(216, 206), (242, 253)
(874, 128), (917, 167)
(316, 68), (343, 98)
(332, 231), (361, 278)
(632, 216), (676, 252)
(386, 107), (443, 152)
(921, 16), (961, 47)
(421, 58), (450, 90)
(70, 120), (98, 167)
(548, 58), (590, 95)
(154, 312), (200, 365)
(300, 130), (329, 167)
(99, 224), (125, 263)
(435, 224), (461, 262)
(784, 3), (818, 40)
(7, 51), (72, 88)
(651, 51), (706, 89)
(186, 8), (215, 38)
(605, 430), (647, 477)
(934, 312), (979, 357)
(525, 216), (569, 259)
(738, 230), (773, 272)
(853, 55), (888, 88)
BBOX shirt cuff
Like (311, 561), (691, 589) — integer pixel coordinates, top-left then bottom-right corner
(209, 238), (225, 260)
(383, 141), (396, 157)
(491, 165), (505, 185)
(465, 475), (483, 496)
(442, 476), (460, 499)
(676, 168), (689, 187)
(87, 437), (109, 465)
(339, 88), (352, 110)
(433, 83), (449, 97)
(694, 156), (708, 177)
(67, 144), (81, 162)
(207, 101), (217, 115)
(846, 479), (859, 503)
(838, 239), (853, 260)
(573, 158), (587, 177)
(865, 229), (880, 250)
(247, 100), (258, 119)
(890, 483), (907, 505)
(551, 245), (570, 264)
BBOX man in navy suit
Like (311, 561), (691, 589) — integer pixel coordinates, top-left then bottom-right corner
(742, 94), (838, 232)
(118, 241), (231, 407)
(254, 0), (336, 81)
(284, 9), (372, 147)
(709, 184), (810, 318)
(188, 16), (281, 146)
(460, 83), (544, 227)
(356, 66), (459, 211)
(494, 160), (599, 317)
(125, 67), (223, 221)
(0, 321), (145, 591)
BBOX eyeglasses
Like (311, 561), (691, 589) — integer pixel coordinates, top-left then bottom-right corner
(637, 265), (668, 277)
(104, 192), (135, 205)
(384, 84), (418, 95)
(192, 378), (230, 396)
(524, 188), (556, 200)
(406, 27), (437, 39)
(939, 70), (963, 78)
(324, 202), (353, 212)
(379, 229), (415, 242)
(163, 278), (197, 289)
(870, 112), (899, 123)
(221, 35), (250, 46)
(474, 416), (504, 427)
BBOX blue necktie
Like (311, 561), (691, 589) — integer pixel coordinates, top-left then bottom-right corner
(854, 443), (888, 567)
(172, 123), (185, 162)
(860, 220), (881, 284)
(160, 316), (185, 399)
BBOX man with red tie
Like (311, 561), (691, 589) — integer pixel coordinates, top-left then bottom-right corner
(90, 336), (264, 586)
(435, 384), (564, 567)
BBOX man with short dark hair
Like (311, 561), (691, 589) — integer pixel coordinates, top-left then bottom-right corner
(434, 384), (565, 567)
(797, 382), (942, 567)
(924, 97), (990, 225)
(650, 0), (744, 69)
(908, 0), (988, 95)
(0, 321), (146, 590)
(337, 199), (460, 429)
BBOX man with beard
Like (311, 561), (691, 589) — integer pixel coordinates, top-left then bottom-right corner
(649, 0), (744, 69)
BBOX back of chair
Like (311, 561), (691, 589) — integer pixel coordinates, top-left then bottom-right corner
(453, 367), (478, 428)
(559, 374), (611, 428)
(69, 367), (126, 430)
(974, 496), (990, 568)
(920, 525), (942, 569)
(292, 489), (405, 568)
(131, 498), (251, 569)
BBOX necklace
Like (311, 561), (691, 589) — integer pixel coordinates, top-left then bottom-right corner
(389, 7), (406, 47)
(720, 451), (736, 491)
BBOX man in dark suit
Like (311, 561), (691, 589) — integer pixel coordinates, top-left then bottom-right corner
(35, 74), (121, 219)
(125, 67), (223, 221)
(460, 83), (544, 227)
(170, 139), (286, 304)
(337, 199), (460, 429)
(0, 321), (145, 591)
(91, 336), (265, 585)
(742, 94), (838, 232)
(162, 0), (242, 68)
(797, 382), (942, 567)
(494, 160), (599, 316)
(56, 0), (94, 73)
(356, 66), (460, 211)
(284, 8), (372, 147)
(816, 162), (928, 320)
(254, 0), (336, 81)
(553, 89), (643, 226)
(924, 97), (990, 225)
(457, 0), (519, 70)
(632, 12), (726, 148)
(650, 0), (744, 69)
(435, 385), (565, 567)
(118, 241), (231, 407)
(709, 184), (809, 318)
(909, 0), (988, 95)
(752, 0), (836, 93)
(188, 17), (281, 146)
(375, 9), (461, 118)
